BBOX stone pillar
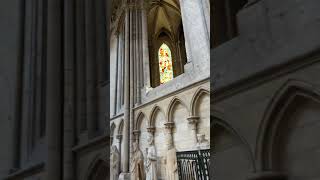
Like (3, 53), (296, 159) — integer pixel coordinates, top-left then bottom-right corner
(46, 0), (62, 179)
(63, 0), (75, 179)
(141, 2), (152, 91)
(247, 171), (287, 180)
(85, 0), (98, 138)
(113, 32), (120, 116)
(116, 134), (123, 171)
(122, 6), (131, 174)
(179, 0), (210, 66)
(164, 122), (175, 148)
(187, 116), (200, 145)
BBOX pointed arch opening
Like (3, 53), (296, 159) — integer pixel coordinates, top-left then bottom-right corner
(257, 80), (320, 178)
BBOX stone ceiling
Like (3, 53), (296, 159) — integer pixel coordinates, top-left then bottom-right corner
(147, 0), (182, 39)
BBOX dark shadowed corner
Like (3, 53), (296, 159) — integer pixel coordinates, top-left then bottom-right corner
(0, 0), (110, 179)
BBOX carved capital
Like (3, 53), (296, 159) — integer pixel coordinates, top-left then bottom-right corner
(116, 134), (123, 141)
(164, 122), (175, 129)
(147, 127), (156, 134)
(187, 116), (200, 130)
(187, 116), (200, 124)
(133, 130), (141, 136)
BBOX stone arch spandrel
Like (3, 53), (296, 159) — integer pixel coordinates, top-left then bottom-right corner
(190, 87), (210, 116)
(166, 96), (189, 123)
(118, 119), (124, 135)
(149, 105), (165, 127)
(256, 79), (320, 179)
(110, 122), (116, 145)
(135, 112), (149, 157)
(135, 111), (147, 131)
(85, 155), (109, 180)
(212, 116), (255, 180)
(168, 97), (191, 151)
(191, 87), (210, 141)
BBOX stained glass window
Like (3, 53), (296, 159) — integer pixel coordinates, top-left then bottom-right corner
(158, 43), (173, 84)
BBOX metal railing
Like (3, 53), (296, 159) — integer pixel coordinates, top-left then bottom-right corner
(177, 149), (210, 180)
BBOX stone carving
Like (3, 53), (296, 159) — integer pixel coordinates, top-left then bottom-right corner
(110, 145), (120, 180)
(196, 134), (210, 150)
(145, 135), (157, 180)
(165, 143), (179, 180)
(130, 141), (145, 180)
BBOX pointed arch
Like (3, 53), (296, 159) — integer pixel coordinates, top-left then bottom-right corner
(212, 113), (257, 174)
(85, 154), (109, 180)
(256, 79), (320, 170)
(166, 96), (189, 122)
(135, 111), (148, 131)
(190, 87), (210, 116)
(149, 105), (165, 127)
(111, 122), (116, 137)
(118, 119), (124, 135)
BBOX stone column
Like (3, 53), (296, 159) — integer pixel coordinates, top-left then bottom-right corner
(187, 116), (200, 146)
(164, 122), (175, 148)
(113, 32), (120, 116)
(85, 0), (98, 138)
(63, 0), (75, 179)
(141, 2), (152, 91)
(122, 6), (131, 174)
(46, 0), (62, 179)
(179, 0), (210, 66)
(135, 7), (141, 105)
(117, 134), (123, 171)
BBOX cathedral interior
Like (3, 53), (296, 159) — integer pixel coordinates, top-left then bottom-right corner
(1, 0), (320, 179)
(110, 0), (210, 179)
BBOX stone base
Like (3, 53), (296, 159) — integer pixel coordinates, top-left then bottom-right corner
(118, 173), (131, 180)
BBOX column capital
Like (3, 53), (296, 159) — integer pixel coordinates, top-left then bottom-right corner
(164, 122), (175, 130)
(187, 116), (200, 124)
(133, 130), (141, 136)
(116, 134), (123, 140)
(147, 126), (156, 133)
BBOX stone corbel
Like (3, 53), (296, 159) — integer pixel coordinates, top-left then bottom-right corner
(187, 116), (200, 130)
(116, 134), (123, 142)
(147, 126), (156, 135)
(164, 122), (175, 134)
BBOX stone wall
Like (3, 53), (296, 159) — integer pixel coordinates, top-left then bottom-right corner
(212, 0), (320, 179)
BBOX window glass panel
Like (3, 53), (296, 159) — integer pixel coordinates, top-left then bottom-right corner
(158, 43), (173, 84)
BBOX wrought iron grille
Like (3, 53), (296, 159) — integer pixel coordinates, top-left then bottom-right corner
(176, 149), (210, 180)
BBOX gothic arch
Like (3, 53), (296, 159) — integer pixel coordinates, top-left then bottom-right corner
(212, 114), (256, 172)
(166, 96), (189, 122)
(212, 112), (256, 180)
(85, 154), (109, 180)
(149, 105), (165, 127)
(111, 122), (116, 136)
(135, 111), (148, 131)
(190, 87), (210, 116)
(118, 119), (124, 135)
(256, 79), (320, 171)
